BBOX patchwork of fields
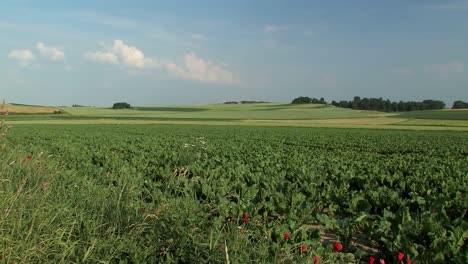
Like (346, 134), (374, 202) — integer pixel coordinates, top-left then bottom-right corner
(6, 103), (468, 131)
(1, 124), (467, 263)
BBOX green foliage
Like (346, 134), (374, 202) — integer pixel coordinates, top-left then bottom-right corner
(112, 102), (131, 109)
(452, 101), (468, 109)
(291, 97), (326, 104)
(332, 97), (446, 112)
(1, 125), (467, 262)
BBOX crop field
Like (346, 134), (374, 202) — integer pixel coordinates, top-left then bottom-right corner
(397, 110), (468, 120)
(6, 104), (60, 114)
(57, 104), (395, 120)
(6, 104), (468, 132)
(1, 123), (467, 263)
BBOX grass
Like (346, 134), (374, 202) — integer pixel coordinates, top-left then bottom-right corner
(396, 109), (468, 120)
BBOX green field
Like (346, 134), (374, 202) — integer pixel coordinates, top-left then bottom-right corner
(57, 103), (393, 120)
(397, 109), (468, 120)
(1, 124), (467, 263)
(6, 103), (468, 131)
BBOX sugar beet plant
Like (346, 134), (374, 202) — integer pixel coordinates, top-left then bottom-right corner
(1, 123), (467, 263)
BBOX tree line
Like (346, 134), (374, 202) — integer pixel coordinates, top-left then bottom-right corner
(330, 97), (446, 112)
(452, 101), (468, 109)
(291, 96), (467, 111)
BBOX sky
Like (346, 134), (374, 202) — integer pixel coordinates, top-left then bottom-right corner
(1, 0), (467, 106)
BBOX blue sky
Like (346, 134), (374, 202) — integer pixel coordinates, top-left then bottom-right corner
(1, 0), (467, 106)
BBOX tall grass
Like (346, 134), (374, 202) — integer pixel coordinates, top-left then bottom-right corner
(0, 107), (268, 263)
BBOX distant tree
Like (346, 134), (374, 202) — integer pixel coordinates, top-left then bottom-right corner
(291, 96), (312, 104)
(292, 96), (327, 104)
(452, 101), (468, 109)
(112, 102), (131, 109)
(223, 101), (238, 104)
(331, 96), (446, 112)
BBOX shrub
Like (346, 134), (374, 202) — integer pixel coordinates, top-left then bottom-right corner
(112, 102), (131, 109)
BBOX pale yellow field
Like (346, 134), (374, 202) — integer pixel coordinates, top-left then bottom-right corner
(7, 104), (59, 114)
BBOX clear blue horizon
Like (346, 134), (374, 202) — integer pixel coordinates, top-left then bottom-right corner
(1, 0), (467, 106)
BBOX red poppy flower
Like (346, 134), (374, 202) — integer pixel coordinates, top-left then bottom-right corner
(229, 215), (235, 222)
(301, 244), (307, 253)
(220, 245), (225, 251)
(380, 259), (385, 264)
(398, 252), (405, 261)
(406, 259), (411, 264)
(313, 256), (320, 264)
(369, 256), (375, 264)
(140, 207), (146, 213)
(284, 232), (290, 240)
(333, 242), (343, 252)
(241, 213), (249, 224)
(21, 154), (32, 163)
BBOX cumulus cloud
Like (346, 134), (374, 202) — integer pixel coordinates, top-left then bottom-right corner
(111, 40), (155, 68)
(423, 61), (464, 78)
(86, 39), (238, 84)
(8, 49), (35, 66)
(164, 53), (238, 84)
(84, 51), (119, 65)
(36, 42), (65, 61)
(85, 39), (154, 68)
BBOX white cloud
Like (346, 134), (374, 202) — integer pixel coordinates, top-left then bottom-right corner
(85, 51), (119, 65)
(86, 39), (238, 84)
(8, 49), (35, 66)
(423, 61), (464, 78)
(164, 53), (238, 84)
(111, 40), (155, 68)
(264, 25), (289, 33)
(85, 40), (154, 68)
(36, 42), (65, 61)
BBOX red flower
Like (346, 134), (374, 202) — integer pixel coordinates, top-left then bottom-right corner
(140, 207), (146, 213)
(241, 213), (249, 224)
(333, 242), (343, 252)
(312, 256), (320, 264)
(301, 244), (307, 253)
(380, 259), (385, 264)
(369, 256), (375, 264)
(21, 154), (32, 163)
(229, 215), (235, 222)
(398, 252), (405, 262)
(406, 259), (411, 264)
(284, 232), (290, 240)
(220, 245), (225, 251)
